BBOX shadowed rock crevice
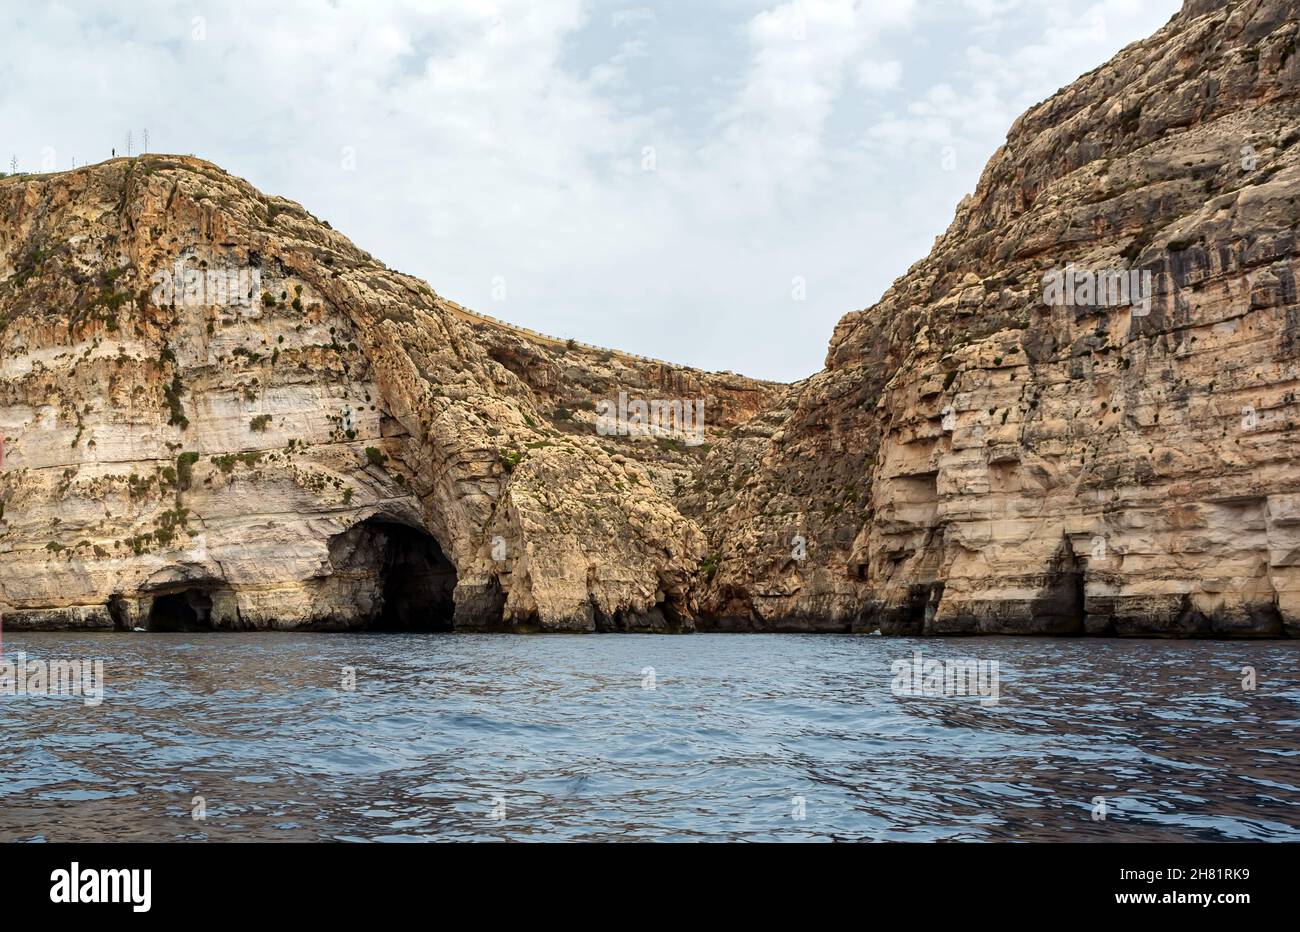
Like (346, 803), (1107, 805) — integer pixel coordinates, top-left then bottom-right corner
(107, 595), (131, 631)
(1029, 538), (1087, 635)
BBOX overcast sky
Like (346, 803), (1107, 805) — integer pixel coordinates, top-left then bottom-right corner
(2, 0), (1181, 382)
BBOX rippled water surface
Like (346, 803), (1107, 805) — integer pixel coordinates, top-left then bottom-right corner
(1, 633), (1297, 841)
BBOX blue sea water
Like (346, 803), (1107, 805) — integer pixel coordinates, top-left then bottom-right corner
(1, 632), (1297, 841)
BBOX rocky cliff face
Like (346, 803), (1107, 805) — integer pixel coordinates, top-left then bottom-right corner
(696, 0), (1300, 637)
(0, 156), (775, 632)
(2, 0), (1296, 637)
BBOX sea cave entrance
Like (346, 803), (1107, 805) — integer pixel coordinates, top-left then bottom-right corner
(146, 589), (216, 632)
(1030, 537), (1086, 634)
(327, 518), (457, 631)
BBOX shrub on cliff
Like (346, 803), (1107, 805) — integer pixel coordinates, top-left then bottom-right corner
(164, 373), (188, 429)
(176, 451), (200, 490)
(498, 449), (523, 473)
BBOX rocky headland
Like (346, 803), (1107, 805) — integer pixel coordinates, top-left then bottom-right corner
(1, 0), (1297, 636)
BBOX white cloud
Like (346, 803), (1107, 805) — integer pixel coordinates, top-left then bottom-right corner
(610, 7), (656, 28)
(857, 59), (902, 91)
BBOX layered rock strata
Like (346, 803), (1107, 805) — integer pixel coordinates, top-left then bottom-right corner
(0, 156), (772, 632)
(2, 0), (1296, 637)
(695, 0), (1300, 637)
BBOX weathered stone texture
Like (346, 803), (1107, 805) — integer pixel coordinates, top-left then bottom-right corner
(3, 0), (1296, 637)
(0, 156), (770, 631)
(694, 0), (1300, 637)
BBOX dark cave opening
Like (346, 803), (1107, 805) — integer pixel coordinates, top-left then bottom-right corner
(330, 518), (457, 631)
(1031, 537), (1086, 634)
(147, 589), (215, 632)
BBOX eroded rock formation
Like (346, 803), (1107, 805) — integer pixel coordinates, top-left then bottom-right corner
(2, 0), (1296, 636)
(0, 155), (773, 632)
(695, 0), (1300, 637)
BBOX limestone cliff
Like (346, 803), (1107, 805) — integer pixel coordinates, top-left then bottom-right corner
(2, 0), (1297, 637)
(696, 0), (1300, 637)
(0, 155), (774, 632)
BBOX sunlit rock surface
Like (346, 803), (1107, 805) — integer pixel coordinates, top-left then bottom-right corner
(2, 0), (1296, 637)
(0, 155), (773, 631)
(693, 0), (1300, 637)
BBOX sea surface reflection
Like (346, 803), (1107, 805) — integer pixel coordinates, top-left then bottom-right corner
(1, 633), (1297, 841)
